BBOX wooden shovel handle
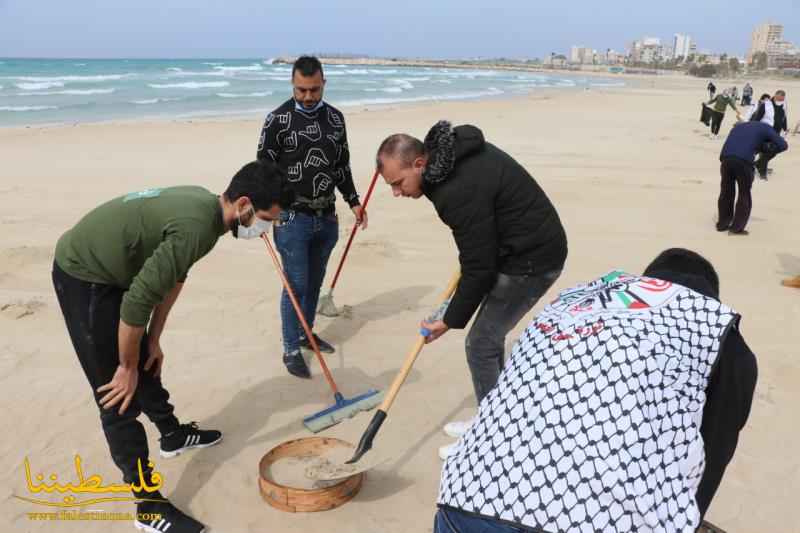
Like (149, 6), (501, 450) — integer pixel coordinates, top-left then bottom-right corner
(378, 270), (461, 412)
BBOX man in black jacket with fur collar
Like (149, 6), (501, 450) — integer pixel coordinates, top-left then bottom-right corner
(377, 121), (568, 458)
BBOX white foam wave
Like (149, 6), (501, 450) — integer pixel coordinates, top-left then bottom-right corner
(148, 81), (230, 89)
(13, 74), (134, 83)
(345, 69), (369, 75)
(0, 105), (58, 112)
(168, 69), (226, 77)
(369, 69), (398, 74)
(214, 64), (264, 72)
(18, 88), (116, 96)
(16, 81), (65, 90)
(204, 62), (225, 66)
(216, 91), (273, 98)
(262, 58), (276, 65)
(131, 97), (183, 105)
(389, 79), (415, 90)
(340, 87), (504, 107)
(364, 87), (403, 93)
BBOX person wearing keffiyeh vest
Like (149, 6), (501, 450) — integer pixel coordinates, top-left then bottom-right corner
(435, 248), (757, 533)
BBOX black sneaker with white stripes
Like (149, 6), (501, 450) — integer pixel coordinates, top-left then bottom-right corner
(159, 422), (222, 459)
(135, 499), (205, 533)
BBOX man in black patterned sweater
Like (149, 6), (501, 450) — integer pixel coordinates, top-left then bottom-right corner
(257, 56), (367, 378)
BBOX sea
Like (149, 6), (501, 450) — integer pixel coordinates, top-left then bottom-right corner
(0, 58), (626, 127)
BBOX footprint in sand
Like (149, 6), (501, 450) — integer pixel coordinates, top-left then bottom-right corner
(354, 239), (400, 259)
(0, 299), (45, 320)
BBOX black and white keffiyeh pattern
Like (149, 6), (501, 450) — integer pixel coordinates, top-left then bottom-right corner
(438, 271), (738, 533)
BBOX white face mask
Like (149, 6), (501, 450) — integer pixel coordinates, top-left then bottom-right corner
(235, 205), (272, 240)
(775, 101), (785, 107)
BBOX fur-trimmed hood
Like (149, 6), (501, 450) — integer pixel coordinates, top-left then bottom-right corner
(422, 121), (485, 185)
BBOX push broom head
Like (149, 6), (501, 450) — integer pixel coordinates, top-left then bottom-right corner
(303, 389), (384, 433)
(316, 290), (340, 317)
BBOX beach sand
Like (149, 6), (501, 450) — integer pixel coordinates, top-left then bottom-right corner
(2, 74), (799, 532)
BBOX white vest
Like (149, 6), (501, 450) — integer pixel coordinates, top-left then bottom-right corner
(438, 271), (738, 532)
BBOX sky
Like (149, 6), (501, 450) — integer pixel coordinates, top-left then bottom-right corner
(1, 0), (798, 60)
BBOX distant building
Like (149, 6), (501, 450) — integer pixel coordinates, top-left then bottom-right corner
(569, 46), (595, 65)
(673, 33), (692, 61)
(630, 37), (664, 64)
(748, 23), (784, 63)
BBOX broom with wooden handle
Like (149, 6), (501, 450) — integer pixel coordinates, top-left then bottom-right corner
(346, 270), (460, 464)
(261, 233), (383, 433)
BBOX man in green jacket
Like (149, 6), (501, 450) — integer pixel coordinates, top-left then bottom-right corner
(707, 89), (741, 139)
(52, 161), (286, 533)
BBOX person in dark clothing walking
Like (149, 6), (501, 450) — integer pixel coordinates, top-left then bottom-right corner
(717, 121), (788, 235)
(434, 249), (757, 533)
(751, 90), (789, 179)
(742, 82), (753, 106)
(256, 56), (366, 378)
(708, 81), (717, 100)
(376, 121), (568, 458)
(53, 161), (288, 533)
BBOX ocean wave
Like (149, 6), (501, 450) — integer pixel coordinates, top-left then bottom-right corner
(73, 63), (87, 66)
(16, 81), (66, 90)
(148, 81), (230, 89)
(369, 69), (398, 74)
(339, 87), (505, 107)
(18, 88), (116, 96)
(389, 79), (415, 90)
(0, 105), (59, 112)
(214, 64), (263, 72)
(364, 87), (404, 93)
(345, 69), (369, 75)
(167, 69), (226, 77)
(264, 75), (291, 81)
(12, 74), (134, 83)
(216, 91), (273, 98)
(272, 67), (292, 73)
(204, 62), (225, 66)
(131, 97), (183, 105)
(262, 58), (276, 65)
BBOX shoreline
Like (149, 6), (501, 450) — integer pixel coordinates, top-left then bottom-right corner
(0, 80), (625, 132)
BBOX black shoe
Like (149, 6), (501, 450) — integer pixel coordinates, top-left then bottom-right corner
(716, 223), (730, 232)
(300, 333), (336, 354)
(283, 349), (311, 379)
(135, 499), (205, 533)
(758, 172), (768, 180)
(159, 422), (222, 459)
(728, 229), (749, 236)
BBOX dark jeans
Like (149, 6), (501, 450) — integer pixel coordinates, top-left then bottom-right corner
(710, 109), (725, 135)
(52, 262), (179, 485)
(742, 95), (752, 106)
(273, 210), (339, 352)
(717, 158), (754, 233)
(466, 269), (561, 402)
(434, 508), (525, 533)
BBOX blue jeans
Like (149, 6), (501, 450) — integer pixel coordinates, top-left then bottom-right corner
(434, 508), (525, 533)
(273, 210), (339, 352)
